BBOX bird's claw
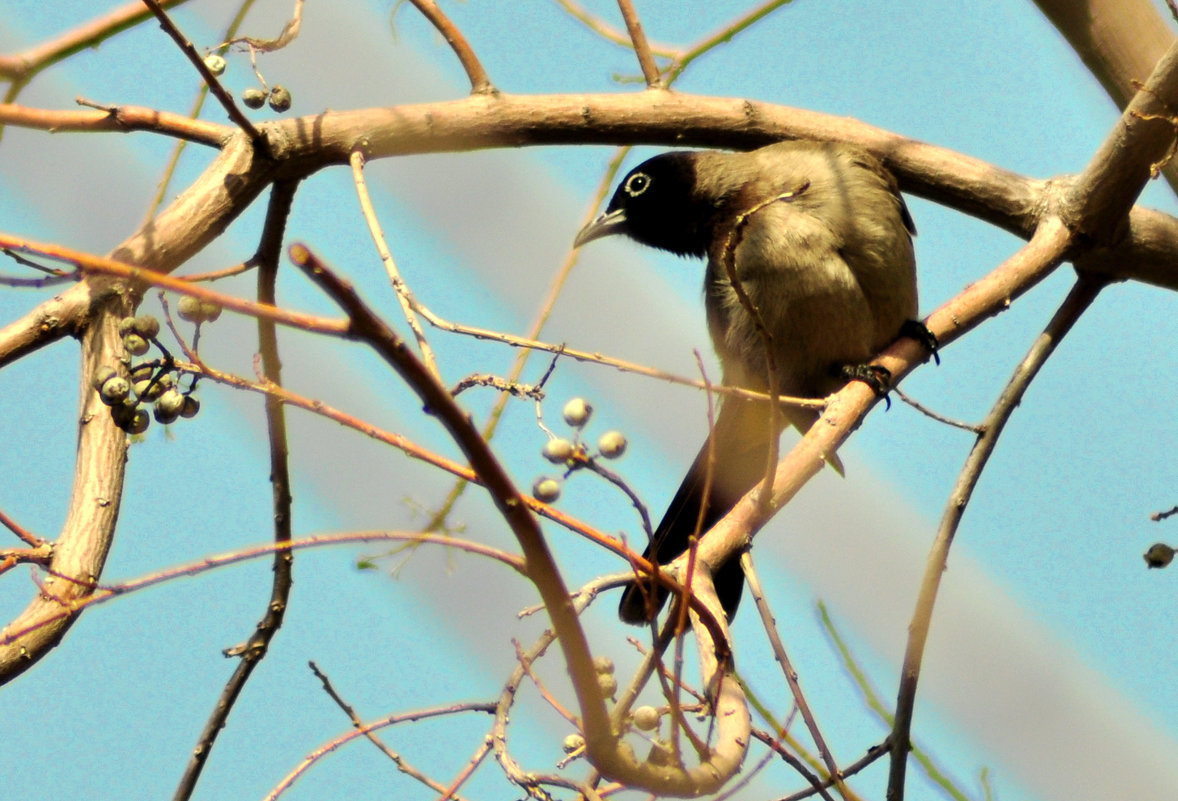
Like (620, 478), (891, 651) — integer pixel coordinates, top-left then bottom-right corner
(901, 319), (940, 365)
(841, 363), (893, 409)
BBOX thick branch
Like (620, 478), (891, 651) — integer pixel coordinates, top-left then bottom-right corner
(0, 295), (131, 680)
(5, 91), (1178, 374)
(1034, 0), (1178, 194)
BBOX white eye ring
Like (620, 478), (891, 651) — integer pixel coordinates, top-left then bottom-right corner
(623, 172), (651, 197)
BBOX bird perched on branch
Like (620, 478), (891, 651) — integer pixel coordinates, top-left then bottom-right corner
(574, 140), (920, 624)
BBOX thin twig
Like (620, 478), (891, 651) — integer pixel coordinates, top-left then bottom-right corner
(140, 0), (263, 143)
(818, 603), (970, 801)
(140, 0), (260, 224)
(350, 148), (440, 378)
(0, 0), (189, 80)
(775, 734), (887, 801)
(171, 181), (299, 801)
(579, 458), (654, 542)
(450, 372), (544, 399)
(665, 0), (794, 83)
(265, 698), (496, 801)
(225, 0), (303, 52)
(1151, 505), (1178, 522)
(180, 259), (257, 283)
(0, 507), (43, 548)
(886, 275), (1107, 801)
(0, 101), (230, 145)
(512, 638), (578, 724)
(436, 733), (495, 801)
(893, 386), (985, 433)
(309, 662), (470, 800)
(741, 551), (846, 797)
(553, 0), (676, 55)
(0, 233), (351, 336)
(616, 0), (663, 87)
(405, 0), (495, 94)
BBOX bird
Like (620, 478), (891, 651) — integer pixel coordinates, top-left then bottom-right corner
(573, 140), (919, 625)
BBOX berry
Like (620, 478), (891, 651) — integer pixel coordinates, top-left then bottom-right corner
(133, 314), (160, 339)
(562, 397), (593, 428)
(180, 395), (201, 419)
(123, 333), (149, 357)
(126, 408), (150, 435)
(1145, 543), (1175, 568)
(153, 403), (180, 425)
(156, 389), (186, 417)
(268, 85), (292, 113)
(99, 376), (130, 405)
(177, 295), (204, 322)
(592, 656), (614, 675)
(199, 300), (222, 322)
(632, 706), (660, 731)
(542, 438), (575, 464)
(597, 430), (627, 459)
(241, 88), (266, 109)
(561, 734), (584, 754)
(532, 476), (561, 503)
(134, 378), (164, 402)
(92, 365), (118, 391)
(203, 53), (226, 76)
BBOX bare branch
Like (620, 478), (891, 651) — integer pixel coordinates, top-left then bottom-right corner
(742, 551), (846, 797)
(886, 274), (1107, 800)
(615, 0), (663, 87)
(171, 181), (299, 801)
(308, 661), (472, 801)
(0, 531), (527, 651)
(288, 243), (749, 795)
(266, 698), (496, 801)
(0, 0), (190, 82)
(350, 148), (440, 378)
(405, 0), (495, 94)
(140, 0), (264, 142)
(0, 101), (231, 145)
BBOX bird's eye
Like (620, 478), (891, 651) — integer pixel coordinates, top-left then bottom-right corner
(623, 172), (651, 197)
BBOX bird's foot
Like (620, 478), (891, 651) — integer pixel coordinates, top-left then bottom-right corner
(840, 363), (893, 409)
(901, 319), (941, 365)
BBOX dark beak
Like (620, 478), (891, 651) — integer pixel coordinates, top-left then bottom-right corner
(574, 208), (629, 248)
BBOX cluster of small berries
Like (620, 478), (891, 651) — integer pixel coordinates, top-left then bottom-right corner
(93, 300), (219, 434)
(531, 398), (627, 503)
(203, 53), (292, 113)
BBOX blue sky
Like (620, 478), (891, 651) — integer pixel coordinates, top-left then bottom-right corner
(2, 1), (1177, 799)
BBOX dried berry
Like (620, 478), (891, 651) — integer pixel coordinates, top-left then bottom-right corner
(203, 53), (226, 76)
(241, 87), (266, 109)
(268, 85), (292, 113)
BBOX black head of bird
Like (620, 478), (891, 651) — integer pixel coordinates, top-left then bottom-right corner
(575, 152), (714, 258)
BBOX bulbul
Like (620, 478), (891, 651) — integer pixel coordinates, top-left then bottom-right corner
(574, 140), (919, 624)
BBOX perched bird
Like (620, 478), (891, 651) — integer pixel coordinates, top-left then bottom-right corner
(574, 140), (919, 624)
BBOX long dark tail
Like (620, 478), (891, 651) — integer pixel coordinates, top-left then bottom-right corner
(618, 398), (790, 624)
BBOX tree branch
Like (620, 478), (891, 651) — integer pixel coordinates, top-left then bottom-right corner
(886, 274), (1107, 801)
